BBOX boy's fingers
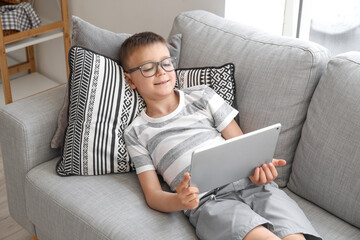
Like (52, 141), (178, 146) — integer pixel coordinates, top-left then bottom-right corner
(187, 186), (199, 195)
(268, 162), (278, 179)
(183, 192), (199, 203)
(262, 164), (274, 182)
(182, 187), (199, 198)
(259, 168), (267, 184)
(249, 167), (260, 183)
(177, 173), (191, 192)
(185, 197), (200, 210)
(272, 159), (287, 167)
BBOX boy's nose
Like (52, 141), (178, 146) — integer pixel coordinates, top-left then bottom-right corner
(155, 64), (166, 76)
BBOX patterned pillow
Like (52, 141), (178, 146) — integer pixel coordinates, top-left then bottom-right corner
(175, 63), (235, 106)
(56, 46), (145, 176)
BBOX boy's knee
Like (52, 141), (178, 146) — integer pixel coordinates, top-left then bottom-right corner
(244, 226), (280, 240)
(282, 233), (306, 240)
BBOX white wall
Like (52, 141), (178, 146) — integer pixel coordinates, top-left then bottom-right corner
(33, 0), (225, 84)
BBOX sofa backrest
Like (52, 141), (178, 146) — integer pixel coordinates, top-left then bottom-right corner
(170, 10), (330, 187)
(288, 52), (360, 227)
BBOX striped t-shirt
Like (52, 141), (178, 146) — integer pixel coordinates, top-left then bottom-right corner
(124, 85), (238, 192)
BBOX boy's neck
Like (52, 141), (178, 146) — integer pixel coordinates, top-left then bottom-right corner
(144, 90), (179, 118)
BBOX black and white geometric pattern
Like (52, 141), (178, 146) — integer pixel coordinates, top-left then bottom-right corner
(175, 63), (235, 106)
(57, 46), (145, 176)
(0, 2), (41, 32)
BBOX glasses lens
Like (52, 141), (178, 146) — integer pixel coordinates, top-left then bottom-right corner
(161, 57), (176, 72)
(140, 62), (157, 77)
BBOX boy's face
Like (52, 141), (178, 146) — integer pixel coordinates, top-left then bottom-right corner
(124, 42), (176, 102)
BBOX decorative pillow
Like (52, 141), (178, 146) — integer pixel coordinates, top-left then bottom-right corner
(51, 15), (182, 149)
(175, 63), (235, 106)
(56, 46), (145, 176)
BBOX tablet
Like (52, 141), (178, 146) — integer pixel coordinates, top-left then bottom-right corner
(190, 123), (281, 194)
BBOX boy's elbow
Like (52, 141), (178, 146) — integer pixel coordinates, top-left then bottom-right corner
(144, 197), (154, 209)
(144, 194), (158, 210)
(143, 191), (172, 213)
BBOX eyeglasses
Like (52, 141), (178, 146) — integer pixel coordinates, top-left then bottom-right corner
(125, 57), (176, 78)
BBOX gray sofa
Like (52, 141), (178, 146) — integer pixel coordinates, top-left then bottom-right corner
(1, 10), (360, 240)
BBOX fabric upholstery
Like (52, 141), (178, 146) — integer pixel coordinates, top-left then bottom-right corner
(71, 16), (131, 62)
(170, 10), (330, 187)
(288, 52), (360, 227)
(0, 85), (66, 235)
(26, 159), (197, 240)
(284, 188), (360, 240)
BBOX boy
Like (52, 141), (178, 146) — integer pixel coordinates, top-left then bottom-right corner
(122, 32), (321, 240)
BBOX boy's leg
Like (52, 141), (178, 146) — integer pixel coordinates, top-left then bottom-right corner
(238, 182), (321, 240)
(282, 234), (306, 240)
(244, 226), (280, 240)
(186, 184), (275, 240)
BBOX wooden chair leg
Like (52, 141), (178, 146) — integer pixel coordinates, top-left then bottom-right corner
(0, 46), (12, 104)
(32, 236), (39, 240)
(60, 0), (71, 77)
(26, 46), (36, 73)
(0, 15), (13, 104)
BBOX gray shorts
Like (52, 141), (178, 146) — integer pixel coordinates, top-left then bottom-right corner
(185, 178), (321, 240)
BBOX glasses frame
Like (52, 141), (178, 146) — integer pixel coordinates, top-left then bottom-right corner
(125, 57), (177, 78)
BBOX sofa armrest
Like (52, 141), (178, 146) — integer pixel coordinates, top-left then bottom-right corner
(0, 84), (66, 233)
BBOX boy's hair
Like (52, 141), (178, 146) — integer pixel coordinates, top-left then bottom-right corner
(120, 32), (167, 70)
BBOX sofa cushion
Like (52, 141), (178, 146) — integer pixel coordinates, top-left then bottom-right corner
(26, 159), (197, 240)
(288, 52), (360, 228)
(175, 63), (235, 107)
(170, 10), (330, 187)
(283, 188), (360, 240)
(51, 16), (182, 149)
(56, 46), (145, 175)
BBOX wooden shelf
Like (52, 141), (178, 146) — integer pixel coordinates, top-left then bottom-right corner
(0, 0), (71, 104)
(5, 18), (64, 53)
(3, 20), (64, 45)
(0, 72), (61, 106)
(5, 30), (63, 53)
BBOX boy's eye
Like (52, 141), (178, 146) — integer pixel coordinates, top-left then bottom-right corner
(142, 64), (155, 72)
(162, 60), (172, 67)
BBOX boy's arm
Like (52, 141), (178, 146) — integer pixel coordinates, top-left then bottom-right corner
(221, 119), (244, 139)
(221, 119), (286, 185)
(137, 170), (199, 212)
(125, 127), (199, 212)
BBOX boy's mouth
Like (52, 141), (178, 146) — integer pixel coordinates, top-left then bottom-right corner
(154, 80), (170, 85)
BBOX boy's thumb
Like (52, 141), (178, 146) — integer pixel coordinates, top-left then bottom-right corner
(272, 159), (287, 167)
(182, 173), (191, 184)
(184, 172), (190, 180)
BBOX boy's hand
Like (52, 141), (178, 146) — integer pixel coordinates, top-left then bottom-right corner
(249, 159), (286, 185)
(176, 173), (200, 210)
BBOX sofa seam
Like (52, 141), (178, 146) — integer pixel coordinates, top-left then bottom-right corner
(336, 56), (360, 66)
(25, 174), (111, 240)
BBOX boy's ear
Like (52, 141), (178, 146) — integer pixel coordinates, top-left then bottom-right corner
(124, 72), (137, 90)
